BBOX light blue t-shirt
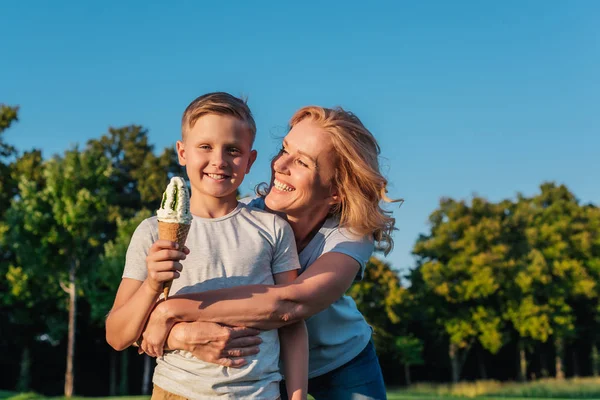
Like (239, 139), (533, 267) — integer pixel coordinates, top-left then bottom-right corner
(243, 197), (375, 378)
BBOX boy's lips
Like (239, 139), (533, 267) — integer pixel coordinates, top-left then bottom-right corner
(205, 173), (231, 180)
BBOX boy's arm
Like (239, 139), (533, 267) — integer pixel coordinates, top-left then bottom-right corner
(275, 270), (308, 400)
(105, 278), (161, 350)
(105, 239), (187, 351)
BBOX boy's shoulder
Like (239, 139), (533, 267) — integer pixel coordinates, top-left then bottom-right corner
(132, 215), (159, 237)
(237, 201), (291, 232)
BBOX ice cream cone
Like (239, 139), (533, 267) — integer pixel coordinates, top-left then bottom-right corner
(158, 220), (191, 299)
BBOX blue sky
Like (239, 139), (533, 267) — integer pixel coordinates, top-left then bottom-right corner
(1, 1), (598, 275)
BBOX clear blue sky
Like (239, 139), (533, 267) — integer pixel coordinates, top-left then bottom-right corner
(1, 1), (598, 276)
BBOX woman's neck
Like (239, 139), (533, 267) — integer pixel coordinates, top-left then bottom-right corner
(284, 209), (330, 252)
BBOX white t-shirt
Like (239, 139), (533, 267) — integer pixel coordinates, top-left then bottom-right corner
(122, 202), (300, 400)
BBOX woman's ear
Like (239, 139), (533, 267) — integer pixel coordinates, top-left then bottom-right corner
(328, 188), (341, 206)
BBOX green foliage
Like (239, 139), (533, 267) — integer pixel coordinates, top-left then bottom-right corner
(86, 209), (152, 324)
(395, 335), (424, 366)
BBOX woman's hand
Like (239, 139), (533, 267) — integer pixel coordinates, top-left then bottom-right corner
(167, 321), (263, 367)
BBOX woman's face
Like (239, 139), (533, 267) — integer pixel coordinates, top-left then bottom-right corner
(265, 118), (339, 217)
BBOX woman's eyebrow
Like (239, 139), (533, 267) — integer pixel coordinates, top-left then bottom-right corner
(283, 140), (318, 165)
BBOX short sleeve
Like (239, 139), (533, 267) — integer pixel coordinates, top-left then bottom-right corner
(271, 216), (301, 275)
(322, 228), (374, 281)
(122, 218), (158, 281)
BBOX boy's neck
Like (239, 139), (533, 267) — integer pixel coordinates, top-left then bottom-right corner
(190, 193), (239, 219)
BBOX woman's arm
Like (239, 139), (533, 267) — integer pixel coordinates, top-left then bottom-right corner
(140, 252), (360, 356)
(275, 270), (308, 400)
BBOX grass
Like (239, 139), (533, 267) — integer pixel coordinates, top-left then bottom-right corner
(4, 379), (600, 400)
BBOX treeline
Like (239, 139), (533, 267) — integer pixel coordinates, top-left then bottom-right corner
(356, 181), (600, 386)
(1, 104), (599, 396)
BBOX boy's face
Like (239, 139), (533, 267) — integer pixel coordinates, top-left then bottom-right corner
(177, 114), (257, 201)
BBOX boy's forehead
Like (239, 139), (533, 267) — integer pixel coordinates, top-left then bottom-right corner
(187, 114), (255, 146)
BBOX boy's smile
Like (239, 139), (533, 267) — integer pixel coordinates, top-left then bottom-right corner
(177, 114), (257, 217)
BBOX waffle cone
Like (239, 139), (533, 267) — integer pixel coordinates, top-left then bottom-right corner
(158, 220), (191, 299)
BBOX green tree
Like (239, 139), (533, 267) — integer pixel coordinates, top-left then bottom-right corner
(528, 184), (596, 379)
(86, 125), (182, 224)
(86, 209), (153, 395)
(413, 197), (507, 382)
(394, 335), (424, 385)
(0, 104), (19, 216)
(348, 256), (405, 358)
(11, 147), (113, 397)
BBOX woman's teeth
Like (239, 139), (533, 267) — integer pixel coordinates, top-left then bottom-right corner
(274, 179), (295, 192)
(207, 173), (227, 180)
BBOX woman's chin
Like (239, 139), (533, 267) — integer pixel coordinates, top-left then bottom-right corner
(265, 192), (292, 213)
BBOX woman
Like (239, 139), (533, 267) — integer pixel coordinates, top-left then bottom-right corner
(141, 106), (398, 400)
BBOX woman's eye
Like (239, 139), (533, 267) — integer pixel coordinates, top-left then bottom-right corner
(296, 159), (308, 168)
(280, 146), (288, 154)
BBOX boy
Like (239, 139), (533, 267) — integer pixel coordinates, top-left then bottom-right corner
(106, 92), (308, 400)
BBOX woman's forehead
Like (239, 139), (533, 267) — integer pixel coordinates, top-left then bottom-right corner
(285, 119), (333, 155)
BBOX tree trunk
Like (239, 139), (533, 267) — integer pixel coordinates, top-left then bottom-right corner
(572, 349), (579, 377)
(540, 349), (549, 378)
(120, 349), (129, 395)
(64, 259), (78, 398)
(142, 354), (153, 395)
(555, 337), (565, 380)
(17, 344), (31, 392)
(404, 363), (411, 386)
(592, 343), (599, 377)
(109, 351), (117, 396)
(477, 346), (487, 380)
(518, 340), (527, 382)
(449, 343), (460, 383)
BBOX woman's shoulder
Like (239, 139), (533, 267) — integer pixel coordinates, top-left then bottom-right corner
(239, 195), (266, 210)
(320, 217), (374, 245)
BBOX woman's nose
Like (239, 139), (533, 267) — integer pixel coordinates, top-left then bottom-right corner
(273, 153), (290, 174)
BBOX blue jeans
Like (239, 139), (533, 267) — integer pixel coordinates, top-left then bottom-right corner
(280, 340), (387, 400)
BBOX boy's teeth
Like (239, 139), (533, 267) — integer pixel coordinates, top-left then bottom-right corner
(207, 173), (227, 179)
(274, 179), (295, 192)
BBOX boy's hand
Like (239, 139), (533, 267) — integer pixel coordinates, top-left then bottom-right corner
(145, 240), (190, 294)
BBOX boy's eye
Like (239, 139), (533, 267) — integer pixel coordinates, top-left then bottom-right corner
(228, 148), (241, 155)
(198, 144), (211, 150)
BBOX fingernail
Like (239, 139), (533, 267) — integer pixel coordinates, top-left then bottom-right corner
(174, 243), (179, 249)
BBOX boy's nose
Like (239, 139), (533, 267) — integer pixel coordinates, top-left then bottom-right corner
(211, 151), (228, 168)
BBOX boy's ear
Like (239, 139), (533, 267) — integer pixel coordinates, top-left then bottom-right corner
(176, 140), (186, 166)
(246, 150), (258, 174)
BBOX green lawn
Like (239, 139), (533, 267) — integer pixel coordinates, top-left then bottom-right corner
(2, 388), (600, 400)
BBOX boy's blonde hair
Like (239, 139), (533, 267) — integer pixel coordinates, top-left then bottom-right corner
(290, 106), (400, 255)
(181, 92), (256, 143)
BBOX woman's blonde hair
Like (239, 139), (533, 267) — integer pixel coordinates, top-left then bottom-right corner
(290, 106), (400, 255)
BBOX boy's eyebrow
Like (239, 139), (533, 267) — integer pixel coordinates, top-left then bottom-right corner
(283, 139), (318, 166)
